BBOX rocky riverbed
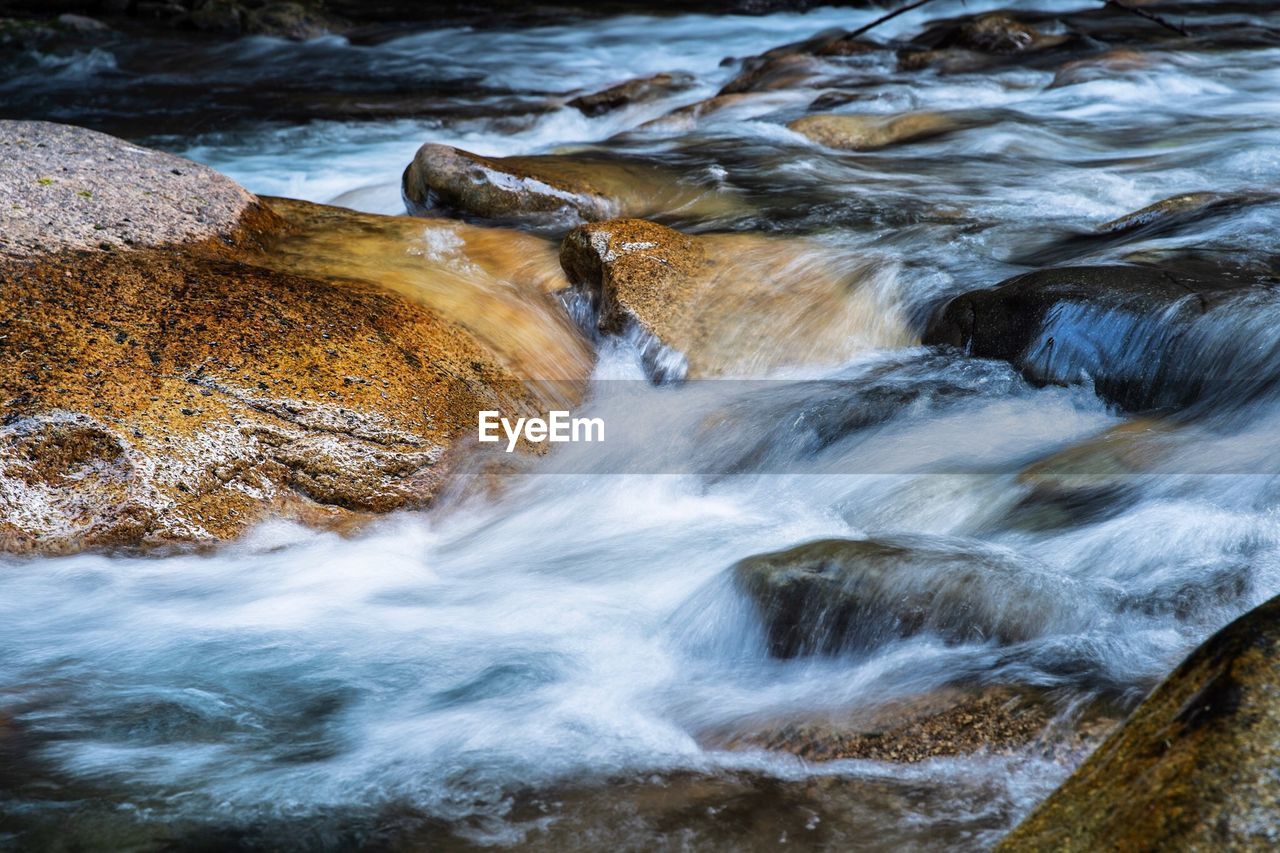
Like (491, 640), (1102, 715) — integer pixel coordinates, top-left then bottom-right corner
(2, 1), (1280, 850)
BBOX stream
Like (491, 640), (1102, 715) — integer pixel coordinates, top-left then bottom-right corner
(3, 1), (1280, 849)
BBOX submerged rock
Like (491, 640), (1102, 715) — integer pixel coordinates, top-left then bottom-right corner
(788, 111), (965, 151)
(712, 686), (1096, 763)
(402, 143), (742, 228)
(1049, 47), (1152, 88)
(923, 264), (1271, 412)
(999, 593), (1280, 851)
(0, 121), (589, 553)
(1003, 418), (1175, 531)
(731, 536), (1079, 657)
(567, 72), (696, 117)
(559, 218), (912, 380)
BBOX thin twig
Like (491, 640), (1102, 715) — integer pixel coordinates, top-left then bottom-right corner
(1103, 0), (1191, 37)
(846, 0), (941, 41)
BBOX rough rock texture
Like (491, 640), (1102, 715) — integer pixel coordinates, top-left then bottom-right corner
(402, 143), (742, 228)
(922, 264), (1270, 412)
(788, 111), (964, 151)
(0, 122), (590, 553)
(567, 72), (695, 117)
(712, 686), (1121, 764)
(0, 120), (258, 258)
(731, 536), (1081, 657)
(559, 218), (912, 379)
(999, 593), (1280, 851)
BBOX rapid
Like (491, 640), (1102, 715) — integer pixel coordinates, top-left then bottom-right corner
(3, 1), (1280, 849)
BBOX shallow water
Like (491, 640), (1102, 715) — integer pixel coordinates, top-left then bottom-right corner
(4, 1), (1280, 849)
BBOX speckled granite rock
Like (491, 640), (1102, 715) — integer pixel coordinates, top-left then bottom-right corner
(0, 122), (590, 553)
(0, 120), (259, 258)
(999, 593), (1280, 851)
(559, 218), (912, 379)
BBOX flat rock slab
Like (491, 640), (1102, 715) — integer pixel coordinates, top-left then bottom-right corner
(0, 120), (256, 259)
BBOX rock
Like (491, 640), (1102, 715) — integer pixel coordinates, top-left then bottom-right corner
(731, 536), (1080, 658)
(1002, 418), (1174, 531)
(1097, 191), (1277, 240)
(0, 120), (258, 258)
(788, 111), (965, 151)
(718, 53), (824, 95)
(1013, 192), (1279, 267)
(0, 121), (590, 554)
(1049, 48), (1151, 88)
(922, 264), (1269, 412)
(244, 1), (340, 40)
(639, 91), (790, 132)
(54, 12), (110, 32)
(186, 0), (244, 34)
(402, 143), (745, 229)
(998, 593), (1280, 851)
(566, 72), (696, 117)
(896, 48), (996, 74)
(559, 218), (913, 380)
(957, 12), (1056, 54)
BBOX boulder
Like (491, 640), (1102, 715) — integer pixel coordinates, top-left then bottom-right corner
(566, 72), (696, 117)
(243, 1), (341, 40)
(788, 111), (965, 151)
(0, 121), (590, 554)
(922, 264), (1270, 412)
(731, 536), (1080, 657)
(402, 143), (743, 228)
(998, 593), (1280, 851)
(559, 218), (913, 380)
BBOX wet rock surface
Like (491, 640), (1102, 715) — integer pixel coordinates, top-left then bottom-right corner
(0, 122), (589, 553)
(732, 536), (1082, 657)
(999, 593), (1280, 851)
(567, 71), (695, 117)
(788, 111), (965, 151)
(923, 263), (1278, 412)
(560, 218), (912, 379)
(402, 143), (742, 229)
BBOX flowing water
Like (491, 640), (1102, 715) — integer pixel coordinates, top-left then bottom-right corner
(4, 1), (1280, 849)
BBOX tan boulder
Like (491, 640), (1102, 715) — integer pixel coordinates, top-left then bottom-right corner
(559, 218), (913, 379)
(402, 143), (745, 227)
(0, 122), (591, 554)
(788, 111), (965, 151)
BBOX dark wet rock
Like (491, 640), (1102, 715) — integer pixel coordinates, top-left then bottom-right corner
(957, 12), (1062, 54)
(898, 10), (1078, 73)
(243, 1), (340, 40)
(186, 0), (244, 34)
(567, 72), (695, 117)
(923, 264), (1273, 412)
(999, 593), (1280, 851)
(696, 354), (1020, 472)
(788, 111), (965, 151)
(1014, 191), (1280, 267)
(732, 535), (1080, 657)
(402, 143), (741, 228)
(0, 121), (589, 553)
(718, 53), (824, 95)
(1098, 190), (1277, 240)
(560, 218), (911, 380)
(896, 47), (996, 74)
